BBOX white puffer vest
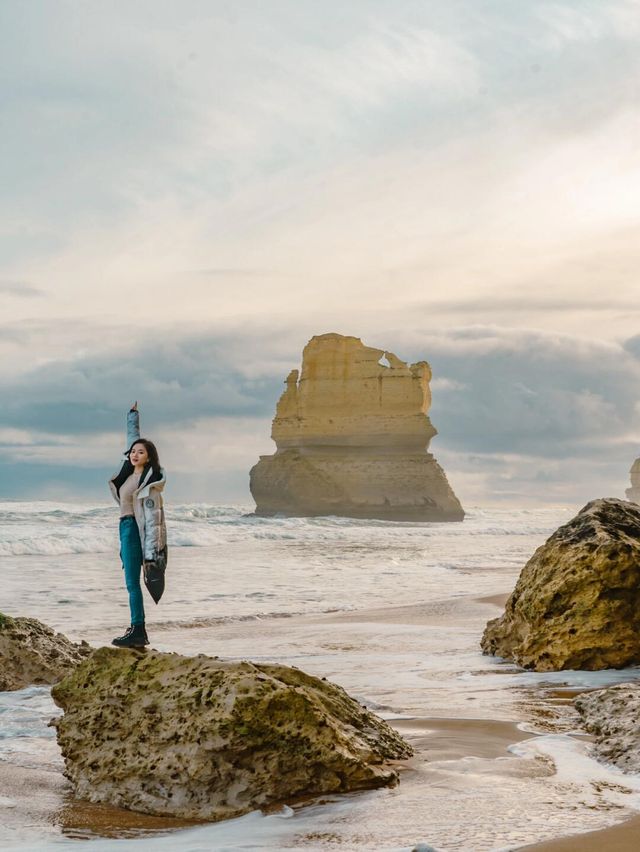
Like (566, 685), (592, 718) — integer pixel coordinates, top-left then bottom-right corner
(108, 408), (168, 568)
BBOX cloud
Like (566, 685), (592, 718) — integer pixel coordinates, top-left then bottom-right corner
(1, 322), (638, 503)
(0, 413), (273, 503)
(1, 2), (640, 504)
(0, 280), (42, 297)
(0, 459), (108, 501)
(0, 326), (28, 343)
(3, 0), (639, 299)
(4, 323), (639, 454)
(189, 268), (281, 279)
(0, 328), (302, 436)
(412, 295), (640, 316)
(387, 326), (640, 456)
(623, 334), (640, 360)
(534, 2), (640, 48)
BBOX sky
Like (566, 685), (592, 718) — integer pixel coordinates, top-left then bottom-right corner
(1, 0), (640, 507)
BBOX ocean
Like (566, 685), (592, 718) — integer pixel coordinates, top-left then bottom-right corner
(0, 501), (568, 635)
(2, 501), (640, 851)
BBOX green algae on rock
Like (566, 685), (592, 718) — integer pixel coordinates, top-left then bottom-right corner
(481, 498), (640, 671)
(0, 612), (12, 630)
(51, 647), (413, 821)
(0, 613), (91, 692)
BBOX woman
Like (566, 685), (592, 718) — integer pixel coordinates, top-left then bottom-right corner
(108, 401), (168, 647)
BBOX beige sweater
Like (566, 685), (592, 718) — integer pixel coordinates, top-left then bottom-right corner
(119, 472), (139, 517)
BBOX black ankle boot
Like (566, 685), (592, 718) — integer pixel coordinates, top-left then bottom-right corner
(112, 623), (149, 648)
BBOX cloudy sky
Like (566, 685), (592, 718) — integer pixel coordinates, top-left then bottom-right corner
(1, 0), (640, 507)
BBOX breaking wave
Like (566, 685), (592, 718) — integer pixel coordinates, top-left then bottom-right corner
(0, 501), (568, 558)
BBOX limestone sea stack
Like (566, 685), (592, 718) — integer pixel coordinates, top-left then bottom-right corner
(250, 333), (464, 521)
(51, 647), (413, 822)
(625, 457), (640, 503)
(481, 498), (640, 671)
(0, 612), (90, 691)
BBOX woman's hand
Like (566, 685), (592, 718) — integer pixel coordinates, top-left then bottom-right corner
(130, 400), (138, 411)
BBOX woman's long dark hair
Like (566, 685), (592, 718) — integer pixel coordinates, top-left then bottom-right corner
(127, 438), (161, 479)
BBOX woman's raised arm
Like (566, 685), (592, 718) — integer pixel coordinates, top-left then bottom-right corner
(126, 400), (140, 450)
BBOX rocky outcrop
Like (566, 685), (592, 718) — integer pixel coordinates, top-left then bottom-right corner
(575, 683), (640, 773)
(51, 647), (413, 821)
(481, 499), (640, 671)
(625, 458), (640, 503)
(0, 613), (90, 691)
(250, 333), (464, 521)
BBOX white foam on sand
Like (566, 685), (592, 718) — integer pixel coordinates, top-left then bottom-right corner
(511, 733), (640, 803)
(0, 687), (62, 774)
(5, 501), (640, 850)
(14, 730), (640, 852)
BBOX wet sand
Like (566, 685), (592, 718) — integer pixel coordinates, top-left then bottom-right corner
(527, 814), (640, 851)
(474, 591), (640, 852)
(474, 595), (640, 852)
(154, 594), (640, 849)
(0, 763), (203, 841)
(0, 716), (537, 843)
(391, 717), (532, 761)
(4, 591), (639, 849)
(477, 592), (511, 608)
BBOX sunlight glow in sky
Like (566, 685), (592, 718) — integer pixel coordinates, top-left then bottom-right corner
(1, 1), (639, 505)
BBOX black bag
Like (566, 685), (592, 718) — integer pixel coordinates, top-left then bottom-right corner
(143, 546), (167, 604)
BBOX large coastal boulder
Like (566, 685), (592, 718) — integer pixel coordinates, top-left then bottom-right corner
(626, 457), (640, 503)
(575, 683), (640, 773)
(481, 499), (640, 671)
(0, 612), (90, 692)
(51, 647), (413, 821)
(250, 333), (464, 521)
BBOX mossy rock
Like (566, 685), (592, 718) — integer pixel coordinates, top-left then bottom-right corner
(0, 612), (14, 630)
(481, 498), (640, 671)
(51, 647), (412, 821)
(0, 615), (90, 692)
(575, 682), (640, 773)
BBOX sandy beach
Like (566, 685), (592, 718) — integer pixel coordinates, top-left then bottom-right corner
(0, 712), (536, 845)
(0, 762), (204, 841)
(4, 583), (640, 850)
(529, 816), (640, 851)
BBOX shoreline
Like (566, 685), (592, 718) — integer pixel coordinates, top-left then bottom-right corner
(4, 715), (639, 850)
(4, 593), (640, 849)
(0, 763), (205, 841)
(479, 592), (640, 852)
(0, 715), (540, 845)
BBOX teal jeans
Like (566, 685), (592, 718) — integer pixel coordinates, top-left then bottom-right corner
(119, 516), (145, 625)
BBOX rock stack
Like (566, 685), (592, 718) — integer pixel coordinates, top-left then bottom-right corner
(625, 457), (640, 503)
(250, 333), (464, 521)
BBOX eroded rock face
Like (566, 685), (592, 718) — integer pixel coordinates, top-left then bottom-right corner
(575, 683), (640, 773)
(0, 613), (90, 692)
(250, 333), (464, 521)
(625, 458), (640, 503)
(481, 499), (640, 671)
(51, 647), (413, 821)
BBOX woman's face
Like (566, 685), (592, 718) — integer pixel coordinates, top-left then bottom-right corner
(130, 442), (149, 467)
